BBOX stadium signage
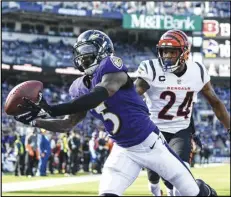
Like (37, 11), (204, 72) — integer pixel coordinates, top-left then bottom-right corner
(203, 18), (230, 38)
(203, 39), (230, 58)
(2, 64), (11, 70)
(202, 17), (230, 72)
(123, 14), (202, 31)
(12, 64), (42, 72)
(2, 63), (43, 72)
(55, 67), (84, 75)
(58, 8), (89, 16)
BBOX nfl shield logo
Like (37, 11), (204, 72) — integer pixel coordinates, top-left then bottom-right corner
(177, 79), (181, 84)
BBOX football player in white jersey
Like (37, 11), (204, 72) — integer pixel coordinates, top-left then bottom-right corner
(134, 29), (230, 196)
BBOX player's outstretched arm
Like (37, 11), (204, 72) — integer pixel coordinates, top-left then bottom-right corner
(134, 77), (150, 95)
(32, 112), (87, 133)
(23, 72), (128, 117)
(47, 72), (127, 116)
(201, 82), (230, 132)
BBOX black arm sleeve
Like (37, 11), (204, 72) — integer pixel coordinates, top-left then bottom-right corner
(48, 86), (109, 117)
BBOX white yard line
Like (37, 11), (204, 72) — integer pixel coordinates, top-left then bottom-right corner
(2, 171), (147, 193)
(2, 174), (101, 193)
(2, 164), (226, 193)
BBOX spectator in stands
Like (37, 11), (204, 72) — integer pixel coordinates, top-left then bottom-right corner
(37, 129), (51, 176)
(89, 131), (101, 174)
(200, 145), (212, 165)
(68, 130), (81, 175)
(25, 128), (39, 177)
(58, 133), (69, 174)
(97, 130), (110, 171)
(81, 135), (91, 172)
(2, 142), (15, 173)
(48, 133), (56, 174)
(14, 133), (25, 176)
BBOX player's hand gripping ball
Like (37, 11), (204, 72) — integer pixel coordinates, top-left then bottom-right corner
(4, 80), (43, 116)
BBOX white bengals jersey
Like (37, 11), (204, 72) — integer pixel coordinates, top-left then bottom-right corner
(136, 59), (210, 134)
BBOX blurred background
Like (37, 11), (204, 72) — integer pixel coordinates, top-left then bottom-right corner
(1, 1), (230, 177)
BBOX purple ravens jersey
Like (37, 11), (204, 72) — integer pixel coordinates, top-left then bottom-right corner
(69, 55), (158, 147)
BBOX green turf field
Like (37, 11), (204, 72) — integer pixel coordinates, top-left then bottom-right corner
(2, 172), (88, 183)
(2, 164), (230, 196)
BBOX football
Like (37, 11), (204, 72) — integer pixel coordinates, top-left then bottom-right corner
(4, 80), (43, 116)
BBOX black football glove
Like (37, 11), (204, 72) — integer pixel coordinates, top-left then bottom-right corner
(22, 92), (53, 116)
(14, 92), (51, 125)
(14, 110), (47, 125)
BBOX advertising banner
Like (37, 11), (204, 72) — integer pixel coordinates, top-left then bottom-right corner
(123, 14), (202, 31)
(58, 8), (91, 16)
(203, 17), (230, 38)
(202, 17), (230, 76)
(202, 39), (230, 58)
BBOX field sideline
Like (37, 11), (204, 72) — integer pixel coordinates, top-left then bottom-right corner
(2, 164), (230, 196)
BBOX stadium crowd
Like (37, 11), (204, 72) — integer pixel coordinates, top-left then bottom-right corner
(2, 39), (153, 70)
(2, 1), (230, 17)
(2, 1), (230, 70)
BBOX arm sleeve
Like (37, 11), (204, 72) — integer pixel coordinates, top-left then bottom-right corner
(49, 86), (109, 116)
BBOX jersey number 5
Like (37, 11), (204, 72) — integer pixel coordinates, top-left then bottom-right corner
(158, 91), (194, 120)
(95, 102), (121, 135)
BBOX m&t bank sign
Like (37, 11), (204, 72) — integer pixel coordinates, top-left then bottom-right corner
(123, 14), (202, 31)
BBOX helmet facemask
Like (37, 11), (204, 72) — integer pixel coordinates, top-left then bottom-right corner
(73, 30), (113, 76)
(73, 43), (98, 75)
(157, 46), (189, 73)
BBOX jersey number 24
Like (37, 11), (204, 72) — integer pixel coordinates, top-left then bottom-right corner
(158, 91), (194, 120)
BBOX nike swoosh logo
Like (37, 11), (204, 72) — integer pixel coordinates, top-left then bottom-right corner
(149, 141), (156, 149)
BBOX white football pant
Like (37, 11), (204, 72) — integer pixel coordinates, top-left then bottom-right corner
(99, 132), (199, 196)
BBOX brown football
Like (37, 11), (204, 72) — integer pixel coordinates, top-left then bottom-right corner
(4, 80), (43, 116)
